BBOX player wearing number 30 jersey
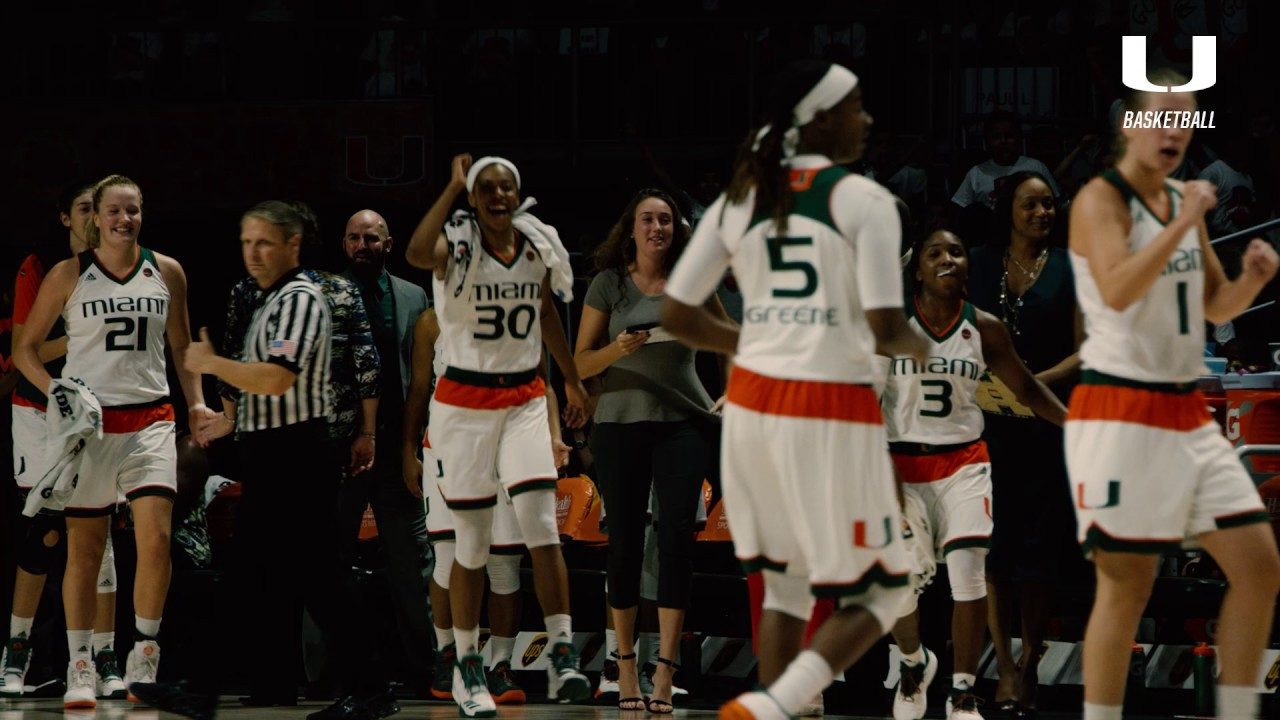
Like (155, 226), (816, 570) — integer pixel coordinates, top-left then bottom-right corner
(880, 231), (1065, 720)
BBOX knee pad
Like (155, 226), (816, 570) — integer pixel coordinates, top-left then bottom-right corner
(511, 489), (559, 549)
(838, 584), (912, 634)
(945, 547), (988, 602)
(432, 541), (455, 590)
(453, 507), (494, 570)
(17, 513), (64, 576)
(97, 534), (117, 594)
(486, 553), (521, 595)
(761, 571), (815, 622)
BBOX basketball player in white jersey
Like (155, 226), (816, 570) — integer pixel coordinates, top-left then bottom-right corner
(1067, 69), (1279, 720)
(401, 305), (573, 705)
(13, 175), (206, 710)
(405, 154), (590, 716)
(882, 230), (1065, 720)
(661, 60), (930, 720)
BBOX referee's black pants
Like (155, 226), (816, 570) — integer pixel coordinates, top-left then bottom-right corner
(229, 420), (384, 699)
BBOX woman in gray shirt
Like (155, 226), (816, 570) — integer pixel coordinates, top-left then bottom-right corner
(574, 189), (732, 714)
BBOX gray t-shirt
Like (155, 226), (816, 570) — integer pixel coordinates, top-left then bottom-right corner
(584, 269), (715, 424)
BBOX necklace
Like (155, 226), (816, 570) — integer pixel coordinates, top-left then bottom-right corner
(999, 248), (1048, 336)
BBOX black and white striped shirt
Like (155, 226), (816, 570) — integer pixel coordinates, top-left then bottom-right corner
(237, 268), (333, 432)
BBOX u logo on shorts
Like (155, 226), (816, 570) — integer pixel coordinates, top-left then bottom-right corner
(854, 517), (894, 549)
(1077, 480), (1122, 510)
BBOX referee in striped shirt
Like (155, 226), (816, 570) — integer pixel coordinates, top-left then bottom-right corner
(134, 201), (397, 720)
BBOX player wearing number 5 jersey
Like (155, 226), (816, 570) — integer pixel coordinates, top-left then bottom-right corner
(662, 60), (930, 720)
(13, 175), (205, 710)
(406, 154), (590, 717)
(881, 231), (1065, 720)
(1067, 69), (1280, 720)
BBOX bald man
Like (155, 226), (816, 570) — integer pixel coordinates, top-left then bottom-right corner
(335, 209), (435, 693)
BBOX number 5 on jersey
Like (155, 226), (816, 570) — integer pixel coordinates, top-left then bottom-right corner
(767, 237), (818, 298)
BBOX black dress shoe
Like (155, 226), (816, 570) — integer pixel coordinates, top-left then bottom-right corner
(359, 688), (401, 719)
(307, 695), (363, 720)
(129, 681), (219, 720)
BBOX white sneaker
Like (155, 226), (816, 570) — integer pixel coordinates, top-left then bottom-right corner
(798, 692), (825, 716)
(594, 654), (620, 698)
(64, 657), (97, 709)
(893, 647), (938, 720)
(0, 635), (32, 697)
(947, 684), (984, 720)
(546, 641), (589, 703)
(95, 648), (128, 699)
(452, 653), (496, 718)
(719, 690), (790, 719)
(125, 640), (160, 702)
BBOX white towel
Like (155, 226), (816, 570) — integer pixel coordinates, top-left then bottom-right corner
(440, 198), (575, 324)
(24, 378), (103, 517)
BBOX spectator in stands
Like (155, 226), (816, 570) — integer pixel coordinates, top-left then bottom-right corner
(953, 111), (1061, 212)
(573, 188), (731, 714)
(335, 209), (433, 693)
(966, 170), (1085, 717)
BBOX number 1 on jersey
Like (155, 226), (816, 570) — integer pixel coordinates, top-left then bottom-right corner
(1176, 281), (1189, 335)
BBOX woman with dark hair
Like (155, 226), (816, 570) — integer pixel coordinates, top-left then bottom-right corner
(662, 59), (930, 720)
(966, 170), (1083, 717)
(573, 188), (730, 713)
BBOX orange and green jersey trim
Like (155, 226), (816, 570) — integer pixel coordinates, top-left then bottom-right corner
(1067, 370), (1210, 431)
(727, 366), (881, 424)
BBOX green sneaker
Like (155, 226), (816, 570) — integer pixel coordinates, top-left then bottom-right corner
(487, 660), (526, 704)
(431, 643), (456, 700)
(546, 642), (589, 703)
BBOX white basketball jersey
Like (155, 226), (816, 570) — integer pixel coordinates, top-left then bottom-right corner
(667, 158), (905, 385)
(435, 222), (545, 376)
(63, 248), (170, 406)
(882, 300), (986, 444)
(1073, 170), (1207, 383)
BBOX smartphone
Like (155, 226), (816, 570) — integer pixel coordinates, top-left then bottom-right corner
(625, 321), (659, 334)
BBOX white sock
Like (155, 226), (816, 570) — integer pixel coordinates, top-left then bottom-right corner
(640, 631), (660, 664)
(454, 627), (480, 656)
(91, 632), (114, 655)
(68, 630), (93, 660)
(901, 645), (925, 666)
(953, 672), (976, 689)
(134, 615), (161, 640)
(1083, 701), (1123, 720)
(9, 615), (33, 639)
(489, 636), (516, 666)
(768, 650), (835, 715)
(434, 626), (454, 649)
(605, 628), (618, 658)
(1218, 685), (1260, 720)
(544, 614), (572, 643)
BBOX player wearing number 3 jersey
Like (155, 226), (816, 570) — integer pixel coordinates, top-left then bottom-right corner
(406, 154), (591, 717)
(880, 231), (1065, 720)
(1067, 70), (1280, 720)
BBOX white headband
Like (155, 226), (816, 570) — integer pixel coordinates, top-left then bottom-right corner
(465, 156), (522, 193)
(754, 64), (860, 159)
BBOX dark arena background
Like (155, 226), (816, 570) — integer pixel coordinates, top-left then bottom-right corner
(4, 1), (1280, 718)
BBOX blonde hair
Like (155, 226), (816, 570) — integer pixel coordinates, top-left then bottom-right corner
(1111, 68), (1195, 164)
(84, 174), (143, 249)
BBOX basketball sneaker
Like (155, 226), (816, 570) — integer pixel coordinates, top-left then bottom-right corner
(893, 647), (938, 720)
(125, 640), (161, 702)
(719, 690), (789, 719)
(431, 643), (456, 699)
(95, 648), (128, 699)
(452, 653), (496, 718)
(546, 641), (589, 703)
(0, 635), (32, 697)
(64, 656), (97, 709)
(487, 660), (526, 704)
(947, 683), (985, 720)
(642, 660), (689, 698)
(595, 651), (620, 699)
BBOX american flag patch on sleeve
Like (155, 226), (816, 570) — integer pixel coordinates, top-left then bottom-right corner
(269, 339), (298, 356)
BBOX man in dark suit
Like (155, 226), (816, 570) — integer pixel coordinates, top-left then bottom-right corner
(338, 209), (433, 692)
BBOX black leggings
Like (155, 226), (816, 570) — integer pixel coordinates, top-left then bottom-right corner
(592, 420), (710, 610)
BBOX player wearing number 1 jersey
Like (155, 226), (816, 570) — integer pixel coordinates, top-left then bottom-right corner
(1067, 71), (1280, 720)
(406, 154), (590, 717)
(663, 60), (931, 720)
(13, 175), (205, 710)
(881, 231), (1065, 720)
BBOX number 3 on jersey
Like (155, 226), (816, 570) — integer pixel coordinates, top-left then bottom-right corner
(767, 237), (817, 298)
(474, 304), (536, 340)
(920, 379), (952, 417)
